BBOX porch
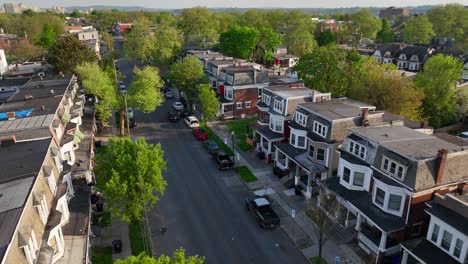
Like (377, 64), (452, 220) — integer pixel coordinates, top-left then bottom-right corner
(219, 101), (234, 120)
(254, 125), (284, 162)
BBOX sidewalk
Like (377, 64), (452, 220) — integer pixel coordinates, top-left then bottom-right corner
(208, 123), (365, 264)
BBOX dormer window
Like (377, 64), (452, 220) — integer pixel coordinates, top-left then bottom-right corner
(273, 99), (284, 113)
(381, 156), (406, 180)
(312, 121), (328, 138)
(226, 75), (234, 85)
(348, 140), (367, 160)
(295, 112), (307, 127)
(399, 54), (407, 60)
(262, 94), (271, 105)
(224, 88), (233, 100)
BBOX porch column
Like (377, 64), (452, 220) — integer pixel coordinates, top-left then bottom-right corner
(355, 214), (362, 231)
(345, 208), (350, 228)
(294, 165), (300, 185)
(267, 140), (271, 153)
(259, 136), (263, 151)
(379, 232), (387, 251)
(306, 173), (312, 199)
(401, 250), (409, 264)
(274, 148), (278, 162)
(285, 157), (289, 168)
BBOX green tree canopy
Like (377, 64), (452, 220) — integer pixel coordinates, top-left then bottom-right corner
(169, 55), (207, 103)
(124, 17), (155, 64)
(415, 54), (463, 128)
(178, 7), (219, 48)
(349, 58), (423, 121)
(198, 84), (219, 121)
(48, 35), (97, 74)
(376, 18), (395, 44)
(427, 4), (468, 50)
(349, 9), (381, 39)
(128, 66), (165, 113)
(401, 15), (435, 44)
(254, 27), (282, 63)
(282, 12), (316, 56)
(219, 25), (259, 60)
(11, 40), (46, 61)
(316, 29), (337, 46)
(94, 137), (167, 223)
(115, 249), (204, 264)
(35, 24), (60, 50)
(4, 12), (64, 40)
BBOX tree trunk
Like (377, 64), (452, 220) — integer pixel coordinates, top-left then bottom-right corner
(318, 234), (323, 258)
(120, 110), (125, 136)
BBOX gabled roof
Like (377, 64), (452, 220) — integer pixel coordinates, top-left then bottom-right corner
(396, 46), (430, 62)
(374, 43), (404, 56)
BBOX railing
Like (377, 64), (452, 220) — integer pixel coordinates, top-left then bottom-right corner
(276, 158), (287, 169)
(358, 231), (379, 254)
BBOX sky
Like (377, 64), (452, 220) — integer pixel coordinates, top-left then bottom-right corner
(11, 0), (468, 9)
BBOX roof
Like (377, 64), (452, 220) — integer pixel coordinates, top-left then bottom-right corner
(434, 133), (468, 147)
(322, 177), (406, 232)
(0, 77), (30, 88)
(255, 126), (284, 141)
(396, 46), (430, 62)
(209, 59), (242, 66)
(374, 43), (403, 56)
(273, 54), (298, 60)
(426, 204), (468, 236)
(382, 111), (432, 130)
(264, 86), (312, 99)
(223, 66), (259, 73)
(298, 100), (368, 121)
(350, 126), (463, 161)
(276, 143), (306, 159)
(401, 238), (460, 264)
(254, 198), (270, 207)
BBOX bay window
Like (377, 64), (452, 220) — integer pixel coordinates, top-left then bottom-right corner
(269, 115), (284, 133)
(375, 188), (385, 206)
(431, 224), (440, 242)
(372, 180), (406, 216)
(262, 94), (271, 105)
(353, 172), (365, 187)
(338, 158), (371, 191)
(388, 194), (402, 211)
(441, 231), (453, 251)
(290, 128), (307, 149)
(343, 167), (351, 183)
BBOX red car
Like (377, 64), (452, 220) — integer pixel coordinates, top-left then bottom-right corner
(192, 128), (208, 141)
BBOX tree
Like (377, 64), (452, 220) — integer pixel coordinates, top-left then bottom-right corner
(219, 25), (259, 60)
(124, 17), (155, 64)
(401, 15), (435, 44)
(427, 4), (468, 50)
(294, 44), (362, 96)
(254, 27), (282, 63)
(94, 137), (167, 223)
(376, 18), (395, 44)
(169, 56), (207, 105)
(75, 63), (117, 122)
(198, 84), (219, 121)
(48, 35), (97, 74)
(151, 24), (184, 76)
(349, 9), (381, 39)
(115, 248), (204, 264)
(306, 193), (337, 259)
(316, 29), (336, 46)
(128, 66), (165, 113)
(178, 7), (219, 48)
(11, 39), (46, 61)
(415, 54), (463, 128)
(36, 24), (60, 49)
(349, 59), (423, 121)
(283, 14), (317, 57)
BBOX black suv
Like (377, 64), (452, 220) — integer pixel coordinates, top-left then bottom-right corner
(168, 111), (180, 122)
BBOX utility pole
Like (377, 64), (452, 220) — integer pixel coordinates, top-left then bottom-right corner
(231, 131), (235, 167)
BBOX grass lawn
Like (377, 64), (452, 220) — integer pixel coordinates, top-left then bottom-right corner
(201, 123), (234, 156)
(92, 211), (111, 227)
(91, 246), (113, 264)
(226, 118), (256, 152)
(234, 166), (258, 183)
(129, 221), (152, 256)
(309, 256), (327, 264)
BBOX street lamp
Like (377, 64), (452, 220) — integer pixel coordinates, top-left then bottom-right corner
(231, 130), (235, 167)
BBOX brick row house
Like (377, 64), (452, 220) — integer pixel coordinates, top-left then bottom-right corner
(320, 126), (468, 263)
(0, 75), (96, 264)
(401, 192), (468, 264)
(254, 84), (330, 162)
(218, 66), (269, 120)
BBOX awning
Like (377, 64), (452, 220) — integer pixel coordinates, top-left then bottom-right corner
(256, 126), (284, 141)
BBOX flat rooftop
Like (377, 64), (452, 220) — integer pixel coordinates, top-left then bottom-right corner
(265, 86), (312, 98)
(351, 126), (463, 160)
(298, 100), (372, 120)
(223, 66), (260, 73)
(209, 59), (243, 66)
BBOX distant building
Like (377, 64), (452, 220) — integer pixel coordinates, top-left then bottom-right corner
(3, 3), (14, 13)
(0, 49), (8, 74)
(379, 7), (410, 20)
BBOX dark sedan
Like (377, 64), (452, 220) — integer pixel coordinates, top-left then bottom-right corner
(168, 111), (180, 122)
(203, 140), (220, 155)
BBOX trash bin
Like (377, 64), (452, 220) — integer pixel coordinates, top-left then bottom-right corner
(295, 185), (302, 196)
(112, 240), (122, 253)
(96, 203), (104, 212)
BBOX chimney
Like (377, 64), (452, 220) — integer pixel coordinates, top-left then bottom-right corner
(457, 183), (468, 196)
(436, 149), (448, 184)
(361, 108), (369, 127)
(0, 136), (16, 147)
(253, 69), (257, 84)
(7, 112), (15, 120)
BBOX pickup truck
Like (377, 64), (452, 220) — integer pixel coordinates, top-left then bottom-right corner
(212, 151), (233, 170)
(245, 196), (280, 229)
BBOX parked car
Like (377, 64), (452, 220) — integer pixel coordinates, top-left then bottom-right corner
(129, 117), (136, 128)
(172, 101), (184, 110)
(192, 128), (208, 141)
(213, 151), (233, 170)
(127, 107), (134, 118)
(160, 87), (168, 93)
(165, 90), (174, 99)
(168, 111), (180, 122)
(203, 140), (220, 155)
(245, 195), (280, 229)
(119, 84), (127, 93)
(177, 110), (191, 118)
(184, 116), (199, 128)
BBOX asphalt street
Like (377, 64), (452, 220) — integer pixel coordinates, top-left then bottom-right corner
(114, 39), (308, 264)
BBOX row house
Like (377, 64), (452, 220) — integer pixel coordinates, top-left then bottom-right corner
(187, 50), (233, 71)
(395, 46), (432, 72)
(274, 99), (379, 198)
(320, 126), (468, 263)
(373, 44), (404, 65)
(205, 59), (246, 93)
(218, 66), (269, 120)
(272, 54), (298, 77)
(0, 75), (95, 264)
(401, 191), (468, 264)
(254, 84), (330, 162)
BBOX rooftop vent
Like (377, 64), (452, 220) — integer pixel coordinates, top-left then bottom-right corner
(7, 112), (15, 120)
(24, 94), (33, 100)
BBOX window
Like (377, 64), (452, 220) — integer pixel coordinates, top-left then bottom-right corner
(236, 102), (242, 109)
(22, 231), (39, 264)
(291, 134), (296, 145)
(245, 101), (251, 109)
(309, 145), (315, 157)
(295, 112), (307, 127)
(454, 238), (463, 258)
(348, 140), (367, 159)
(258, 87), (262, 96)
(316, 148), (325, 161)
(269, 116), (283, 133)
(375, 188), (385, 206)
(381, 156), (406, 180)
(441, 231), (453, 251)
(225, 89), (233, 100)
(273, 100), (284, 113)
(35, 193), (49, 224)
(298, 136), (305, 148)
(226, 75), (234, 85)
(388, 194), (402, 211)
(290, 130), (307, 149)
(342, 167), (351, 183)
(262, 94), (271, 105)
(353, 172), (365, 187)
(313, 121), (328, 138)
(431, 224), (440, 243)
